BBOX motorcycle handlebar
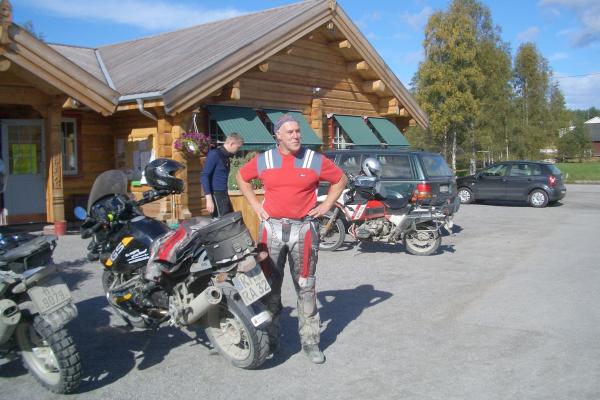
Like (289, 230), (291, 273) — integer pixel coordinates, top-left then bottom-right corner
(81, 222), (102, 239)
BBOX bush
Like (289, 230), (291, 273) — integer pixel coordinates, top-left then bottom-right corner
(228, 152), (263, 190)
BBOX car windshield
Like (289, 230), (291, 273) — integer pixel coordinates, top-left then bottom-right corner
(420, 154), (453, 177)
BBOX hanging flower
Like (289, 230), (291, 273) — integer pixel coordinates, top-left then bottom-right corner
(174, 132), (212, 156)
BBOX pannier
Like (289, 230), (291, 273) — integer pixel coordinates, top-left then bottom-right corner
(197, 212), (255, 264)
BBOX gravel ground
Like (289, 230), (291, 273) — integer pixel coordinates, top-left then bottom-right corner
(1, 184), (599, 400)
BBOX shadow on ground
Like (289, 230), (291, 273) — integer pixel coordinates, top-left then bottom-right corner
(263, 284), (392, 367)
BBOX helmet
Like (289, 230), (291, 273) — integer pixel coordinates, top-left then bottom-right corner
(361, 157), (382, 177)
(144, 158), (184, 192)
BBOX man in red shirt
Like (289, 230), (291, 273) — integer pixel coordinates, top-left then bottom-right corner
(237, 114), (347, 364)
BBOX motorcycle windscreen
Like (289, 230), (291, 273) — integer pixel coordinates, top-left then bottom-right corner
(87, 170), (128, 212)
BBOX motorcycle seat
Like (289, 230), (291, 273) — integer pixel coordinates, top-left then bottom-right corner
(383, 197), (409, 210)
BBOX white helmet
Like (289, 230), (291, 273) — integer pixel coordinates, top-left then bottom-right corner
(361, 157), (382, 177)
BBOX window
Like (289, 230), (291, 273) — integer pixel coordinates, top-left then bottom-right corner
(338, 154), (363, 175)
(373, 154), (413, 179)
(208, 118), (226, 144)
(482, 164), (509, 177)
(61, 119), (78, 175)
(509, 163), (542, 177)
(420, 154), (453, 177)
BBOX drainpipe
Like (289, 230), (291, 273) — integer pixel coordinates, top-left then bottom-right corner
(136, 98), (157, 121)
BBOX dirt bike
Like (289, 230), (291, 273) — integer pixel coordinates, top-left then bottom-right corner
(316, 173), (454, 256)
(75, 169), (272, 369)
(0, 233), (81, 393)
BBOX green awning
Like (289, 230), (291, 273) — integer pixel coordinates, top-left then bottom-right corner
(333, 115), (381, 147)
(264, 109), (323, 146)
(206, 105), (275, 150)
(368, 117), (410, 147)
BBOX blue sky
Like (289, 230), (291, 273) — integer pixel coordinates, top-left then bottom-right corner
(11, 0), (600, 110)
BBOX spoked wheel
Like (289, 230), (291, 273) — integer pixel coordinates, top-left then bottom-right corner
(403, 224), (441, 256)
(457, 187), (474, 204)
(205, 300), (269, 369)
(15, 317), (81, 394)
(317, 212), (345, 251)
(102, 270), (151, 329)
(528, 189), (549, 208)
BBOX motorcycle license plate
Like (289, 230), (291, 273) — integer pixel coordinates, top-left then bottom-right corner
(27, 278), (72, 315)
(233, 265), (271, 306)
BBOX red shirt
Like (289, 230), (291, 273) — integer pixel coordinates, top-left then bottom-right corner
(240, 147), (343, 219)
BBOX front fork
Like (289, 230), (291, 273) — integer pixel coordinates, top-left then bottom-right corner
(320, 207), (341, 239)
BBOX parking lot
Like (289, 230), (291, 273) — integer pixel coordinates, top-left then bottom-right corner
(2, 184), (599, 400)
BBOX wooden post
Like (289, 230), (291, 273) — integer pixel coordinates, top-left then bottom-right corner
(45, 98), (65, 223)
(172, 113), (192, 220)
(311, 98), (323, 142)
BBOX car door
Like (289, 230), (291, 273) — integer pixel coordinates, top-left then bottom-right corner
(505, 163), (542, 201)
(474, 163), (510, 200)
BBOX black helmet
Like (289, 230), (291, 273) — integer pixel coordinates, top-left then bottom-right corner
(144, 158), (184, 192)
(361, 157), (382, 177)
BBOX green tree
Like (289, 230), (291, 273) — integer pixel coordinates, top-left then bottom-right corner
(558, 121), (592, 162)
(413, 1), (483, 170)
(512, 42), (558, 159)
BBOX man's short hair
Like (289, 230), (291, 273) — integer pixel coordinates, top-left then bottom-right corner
(274, 114), (299, 133)
(226, 132), (244, 144)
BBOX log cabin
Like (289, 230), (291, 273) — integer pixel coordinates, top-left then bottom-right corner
(0, 0), (428, 234)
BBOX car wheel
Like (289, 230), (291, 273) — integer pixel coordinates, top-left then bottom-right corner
(528, 189), (548, 208)
(457, 187), (474, 204)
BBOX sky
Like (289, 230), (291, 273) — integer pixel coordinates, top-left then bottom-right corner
(10, 0), (600, 110)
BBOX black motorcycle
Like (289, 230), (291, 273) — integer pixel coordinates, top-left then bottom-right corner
(0, 232), (81, 393)
(76, 169), (272, 369)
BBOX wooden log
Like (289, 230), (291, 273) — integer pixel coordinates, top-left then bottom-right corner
(257, 62), (269, 73)
(0, 57), (10, 71)
(362, 80), (385, 94)
(346, 61), (370, 73)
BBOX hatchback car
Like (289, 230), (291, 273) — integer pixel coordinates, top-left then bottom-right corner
(322, 149), (460, 215)
(456, 161), (566, 207)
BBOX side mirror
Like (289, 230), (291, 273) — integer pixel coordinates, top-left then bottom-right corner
(74, 206), (88, 221)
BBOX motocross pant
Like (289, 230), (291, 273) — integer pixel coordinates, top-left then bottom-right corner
(258, 217), (321, 346)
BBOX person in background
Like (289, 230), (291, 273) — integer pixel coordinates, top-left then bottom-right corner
(236, 114), (347, 364)
(200, 133), (244, 217)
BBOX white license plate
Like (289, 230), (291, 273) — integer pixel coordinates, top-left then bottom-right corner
(440, 184), (449, 193)
(233, 265), (271, 306)
(28, 278), (72, 315)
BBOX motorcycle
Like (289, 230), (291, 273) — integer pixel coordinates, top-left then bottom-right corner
(316, 171), (453, 256)
(0, 234), (81, 393)
(75, 169), (272, 369)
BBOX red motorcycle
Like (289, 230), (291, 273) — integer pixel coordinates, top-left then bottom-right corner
(317, 159), (453, 255)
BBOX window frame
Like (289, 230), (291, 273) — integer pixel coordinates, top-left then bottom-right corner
(60, 116), (81, 177)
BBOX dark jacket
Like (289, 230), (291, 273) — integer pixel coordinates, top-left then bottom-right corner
(200, 146), (233, 194)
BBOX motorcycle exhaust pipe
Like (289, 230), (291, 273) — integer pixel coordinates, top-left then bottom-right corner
(182, 286), (223, 325)
(0, 299), (21, 344)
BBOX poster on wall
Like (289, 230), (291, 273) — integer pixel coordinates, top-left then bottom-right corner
(11, 144), (38, 174)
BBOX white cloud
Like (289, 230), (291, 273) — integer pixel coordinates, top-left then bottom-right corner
(553, 73), (600, 109)
(21, 0), (245, 31)
(549, 52), (568, 61)
(516, 26), (541, 43)
(540, 0), (600, 46)
(401, 7), (433, 30)
(356, 11), (382, 30)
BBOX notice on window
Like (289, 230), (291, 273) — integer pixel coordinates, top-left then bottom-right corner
(11, 144), (38, 174)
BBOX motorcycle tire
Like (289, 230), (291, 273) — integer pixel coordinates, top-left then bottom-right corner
(317, 212), (345, 251)
(102, 270), (151, 329)
(14, 316), (81, 394)
(403, 224), (441, 256)
(205, 298), (269, 369)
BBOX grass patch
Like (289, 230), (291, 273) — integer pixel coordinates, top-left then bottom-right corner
(556, 161), (600, 182)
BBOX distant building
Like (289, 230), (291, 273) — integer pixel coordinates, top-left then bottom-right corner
(584, 117), (600, 156)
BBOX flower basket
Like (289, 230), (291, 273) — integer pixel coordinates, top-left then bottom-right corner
(174, 132), (211, 156)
